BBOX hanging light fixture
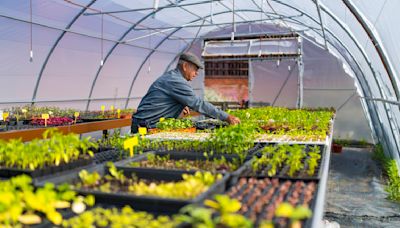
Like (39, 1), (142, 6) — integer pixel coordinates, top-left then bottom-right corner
(100, 13), (104, 66)
(231, 0), (235, 41)
(29, 0), (33, 62)
(210, 0), (214, 24)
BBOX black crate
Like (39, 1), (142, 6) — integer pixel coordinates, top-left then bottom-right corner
(37, 163), (230, 214)
(114, 151), (248, 176)
(237, 144), (325, 181)
(0, 157), (94, 178)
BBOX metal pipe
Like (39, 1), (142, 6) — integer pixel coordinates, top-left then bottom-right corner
(0, 14), (178, 55)
(363, 97), (400, 106)
(83, 0), (223, 15)
(31, 0), (98, 105)
(85, 1), (185, 110)
(0, 97), (143, 104)
(343, 0), (400, 101)
(131, 14), (303, 30)
(314, 0), (328, 49)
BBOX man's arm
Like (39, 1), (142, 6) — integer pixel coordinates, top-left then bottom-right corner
(168, 80), (229, 121)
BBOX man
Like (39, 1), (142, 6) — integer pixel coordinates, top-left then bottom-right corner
(131, 52), (240, 133)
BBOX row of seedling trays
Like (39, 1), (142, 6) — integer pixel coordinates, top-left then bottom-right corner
(25, 142), (330, 228)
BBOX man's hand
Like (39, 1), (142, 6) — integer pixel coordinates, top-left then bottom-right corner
(182, 106), (190, 116)
(226, 115), (241, 125)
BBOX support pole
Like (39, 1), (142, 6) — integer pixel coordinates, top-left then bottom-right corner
(297, 37), (304, 108)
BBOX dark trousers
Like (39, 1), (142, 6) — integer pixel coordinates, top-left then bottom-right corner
(131, 117), (150, 134)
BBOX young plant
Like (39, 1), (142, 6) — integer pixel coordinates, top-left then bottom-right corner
(62, 206), (179, 228)
(177, 194), (252, 228)
(0, 175), (93, 226)
(307, 146), (321, 176)
(274, 202), (312, 228)
(0, 129), (96, 171)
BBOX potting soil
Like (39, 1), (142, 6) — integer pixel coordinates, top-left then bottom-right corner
(324, 147), (400, 227)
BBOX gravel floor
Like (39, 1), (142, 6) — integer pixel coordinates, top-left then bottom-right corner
(324, 147), (400, 227)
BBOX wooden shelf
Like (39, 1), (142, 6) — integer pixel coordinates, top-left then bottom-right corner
(0, 118), (131, 142)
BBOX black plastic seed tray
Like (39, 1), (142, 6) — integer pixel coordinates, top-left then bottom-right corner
(37, 163), (230, 214)
(0, 157), (93, 178)
(114, 151), (248, 176)
(237, 144), (325, 181)
(144, 143), (264, 161)
(93, 149), (127, 164)
(226, 176), (318, 228)
(195, 119), (228, 130)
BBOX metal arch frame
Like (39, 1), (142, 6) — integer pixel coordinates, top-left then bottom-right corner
(124, 3), (395, 159)
(122, 8), (297, 109)
(31, 0), (98, 105)
(268, 0), (400, 162)
(343, 0), (400, 101)
(315, 1), (400, 159)
(85, 0), (186, 110)
(159, 6), (388, 153)
(163, 7), (380, 129)
(0, 14), (177, 55)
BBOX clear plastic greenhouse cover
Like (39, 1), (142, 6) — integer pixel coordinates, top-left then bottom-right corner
(0, 0), (399, 161)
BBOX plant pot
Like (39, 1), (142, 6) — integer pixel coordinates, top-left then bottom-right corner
(331, 143), (343, 153)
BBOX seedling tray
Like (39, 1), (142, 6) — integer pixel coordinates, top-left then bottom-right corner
(114, 151), (247, 176)
(93, 149), (127, 164)
(226, 176), (318, 228)
(0, 156), (93, 178)
(37, 163), (230, 214)
(195, 119), (228, 130)
(143, 143), (264, 161)
(238, 144), (326, 181)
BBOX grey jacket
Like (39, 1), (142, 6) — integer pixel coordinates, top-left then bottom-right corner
(133, 68), (228, 127)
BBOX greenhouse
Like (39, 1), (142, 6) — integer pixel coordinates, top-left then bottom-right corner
(1, 0), (400, 227)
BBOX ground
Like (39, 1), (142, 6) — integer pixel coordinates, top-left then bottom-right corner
(324, 147), (400, 227)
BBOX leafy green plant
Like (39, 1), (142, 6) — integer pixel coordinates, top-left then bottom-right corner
(176, 194), (252, 228)
(128, 172), (222, 199)
(76, 165), (222, 200)
(0, 175), (93, 226)
(273, 202), (312, 228)
(156, 118), (194, 131)
(307, 146), (321, 175)
(228, 107), (334, 141)
(62, 206), (178, 228)
(251, 144), (318, 177)
(0, 129), (96, 170)
(373, 144), (400, 201)
(129, 153), (239, 172)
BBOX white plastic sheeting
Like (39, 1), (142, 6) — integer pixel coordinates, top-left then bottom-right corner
(0, 0), (399, 159)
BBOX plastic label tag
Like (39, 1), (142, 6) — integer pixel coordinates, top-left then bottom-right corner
(138, 127), (147, 136)
(41, 114), (49, 119)
(74, 112), (80, 118)
(1, 112), (8, 121)
(42, 113), (49, 127)
(110, 105), (114, 112)
(117, 109), (121, 118)
(124, 136), (138, 157)
(159, 117), (165, 122)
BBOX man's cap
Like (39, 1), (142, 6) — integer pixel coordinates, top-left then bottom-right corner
(179, 52), (204, 69)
